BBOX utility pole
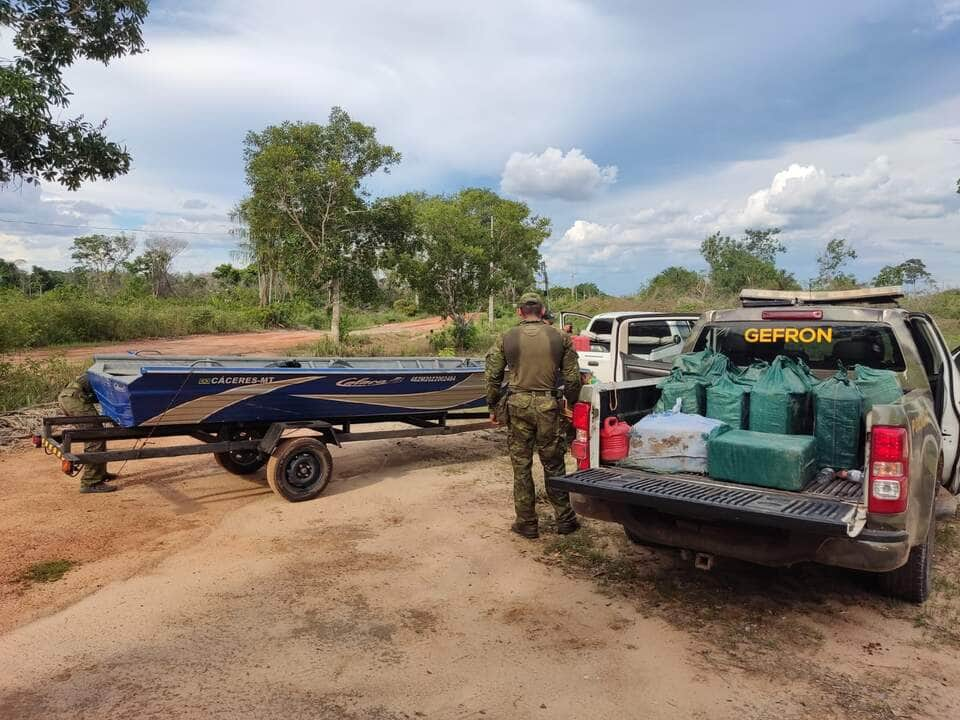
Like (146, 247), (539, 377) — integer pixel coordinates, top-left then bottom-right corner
(570, 271), (577, 302)
(488, 215), (495, 324)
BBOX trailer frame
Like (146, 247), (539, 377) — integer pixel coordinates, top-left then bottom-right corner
(36, 410), (494, 502)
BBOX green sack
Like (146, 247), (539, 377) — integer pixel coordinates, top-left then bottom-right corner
(854, 365), (902, 411)
(705, 371), (751, 429)
(739, 360), (769, 384)
(813, 365), (864, 469)
(654, 368), (705, 414)
(708, 430), (817, 491)
(672, 349), (728, 379)
(748, 355), (811, 434)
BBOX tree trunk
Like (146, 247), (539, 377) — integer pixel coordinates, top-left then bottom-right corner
(330, 276), (342, 344)
(488, 293), (494, 324)
(258, 271), (268, 307)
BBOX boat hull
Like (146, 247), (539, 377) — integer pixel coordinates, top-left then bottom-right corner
(87, 356), (488, 428)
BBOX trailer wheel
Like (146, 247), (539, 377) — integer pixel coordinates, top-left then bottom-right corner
(214, 448), (268, 476)
(266, 437), (333, 502)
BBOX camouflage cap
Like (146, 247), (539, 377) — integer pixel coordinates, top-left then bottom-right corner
(518, 292), (543, 306)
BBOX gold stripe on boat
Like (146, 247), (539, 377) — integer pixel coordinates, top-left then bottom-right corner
(140, 376), (317, 426)
(293, 374), (486, 411)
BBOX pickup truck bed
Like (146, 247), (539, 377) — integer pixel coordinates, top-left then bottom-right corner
(554, 467), (864, 537)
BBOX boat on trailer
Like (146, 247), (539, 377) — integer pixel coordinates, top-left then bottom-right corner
(88, 354), (487, 428)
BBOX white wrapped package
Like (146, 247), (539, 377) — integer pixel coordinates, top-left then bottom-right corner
(622, 411), (730, 474)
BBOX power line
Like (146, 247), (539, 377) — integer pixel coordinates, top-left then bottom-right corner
(0, 216), (233, 237)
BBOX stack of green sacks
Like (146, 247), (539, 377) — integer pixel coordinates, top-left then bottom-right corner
(748, 355), (815, 434)
(654, 368), (706, 414)
(813, 364), (864, 470)
(705, 370), (752, 429)
(854, 364), (902, 411)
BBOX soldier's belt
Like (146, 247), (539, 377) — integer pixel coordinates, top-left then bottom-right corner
(511, 390), (560, 397)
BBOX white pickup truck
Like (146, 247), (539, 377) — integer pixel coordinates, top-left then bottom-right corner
(559, 311), (700, 383)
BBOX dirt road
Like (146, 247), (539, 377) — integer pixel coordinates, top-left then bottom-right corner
(1, 433), (958, 719)
(5, 316), (454, 362)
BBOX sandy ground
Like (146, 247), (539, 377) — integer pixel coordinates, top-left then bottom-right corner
(4, 316), (454, 362)
(0, 431), (958, 719)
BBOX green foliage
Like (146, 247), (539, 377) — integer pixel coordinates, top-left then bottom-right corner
(643, 266), (704, 297)
(700, 228), (798, 293)
(212, 263), (243, 285)
(813, 238), (857, 289)
(20, 559), (74, 583)
(0, 355), (82, 411)
(873, 258), (933, 288)
(392, 189), (546, 348)
(393, 297), (418, 317)
(0, 0), (149, 189)
(239, 107), (402, 339)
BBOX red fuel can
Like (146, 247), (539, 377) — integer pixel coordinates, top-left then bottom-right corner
(599, 416), (630, 462)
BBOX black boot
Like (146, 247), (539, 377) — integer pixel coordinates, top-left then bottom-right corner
(556, 517), (581, 535)
(80, 482), (118, 494)
(511, 521), (539, 539)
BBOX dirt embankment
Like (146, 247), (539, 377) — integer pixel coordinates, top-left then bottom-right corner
(0, 431), (958, 719)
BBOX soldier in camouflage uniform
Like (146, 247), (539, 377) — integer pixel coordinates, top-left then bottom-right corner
(485, 293), (582, 538)
(58, 373), (118, 493)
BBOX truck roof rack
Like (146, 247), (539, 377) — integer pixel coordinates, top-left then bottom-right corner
(739, 286), (904, 307)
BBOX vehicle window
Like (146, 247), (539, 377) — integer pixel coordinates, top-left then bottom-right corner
(587, 319), (613, 353)
(675, 320), (694, 339)
(691, 322), (905, 371)
(627, 321), (673, 355)
(907, 318), (942, 378)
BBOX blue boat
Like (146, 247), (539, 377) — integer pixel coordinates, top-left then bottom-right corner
(88, 355), (487, 428)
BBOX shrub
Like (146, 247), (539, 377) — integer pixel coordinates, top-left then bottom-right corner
(393, 298), (418, 317)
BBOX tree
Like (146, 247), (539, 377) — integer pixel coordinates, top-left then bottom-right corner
(0, 1), (148, 189)
(240, 108), (401, 341)
(873, 258), (933, 289)
(700, 228), (798, 293)
(70, 233), (135, 292)
(455, 187), (548, 322)
(393, 193), (490, 348)
(212, 263), (243, 286)
(0, 258), (24, 289)
(813, 238), (858, 289)
(644, 266), (704, 297)
(129, 237), (187, 298)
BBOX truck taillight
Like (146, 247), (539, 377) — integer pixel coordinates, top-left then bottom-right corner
(571, 402), (591, 470)
(868, 426), (909, 514)
(572, 402), (591, 430)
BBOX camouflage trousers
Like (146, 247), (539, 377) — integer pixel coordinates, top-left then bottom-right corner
(58, 395), (107, 487)
(505, 392), (575, 528)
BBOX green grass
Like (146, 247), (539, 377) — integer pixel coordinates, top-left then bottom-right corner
(21, 559), (74, 583)
(0, 356), (86, 411)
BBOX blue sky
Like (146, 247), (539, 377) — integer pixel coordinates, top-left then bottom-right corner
(2, 0), (960, 294)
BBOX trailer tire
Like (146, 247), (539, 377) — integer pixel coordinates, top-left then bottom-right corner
(214, 449), (268, 476)
(266, 437), (333, 502)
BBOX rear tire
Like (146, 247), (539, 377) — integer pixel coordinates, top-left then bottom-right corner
(266, 437), (333, 502)
(214, 449), (267, 476)
(877, 507), (936, 604)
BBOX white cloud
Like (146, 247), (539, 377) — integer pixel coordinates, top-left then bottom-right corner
(935, 0), (960, 29)
(501, 148), (617, 201)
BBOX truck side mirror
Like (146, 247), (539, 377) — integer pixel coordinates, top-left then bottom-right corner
(673, 335), (682, 345)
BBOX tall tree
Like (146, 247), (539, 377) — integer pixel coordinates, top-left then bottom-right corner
(700, 228), (798, 293)
(70, 233), (135, 292)
(128, 237), (187, 298)
(456, 188), (548, 322)
(0, 0), (148, 189)
(873, 258), (933, 289)
(813, 238), (857, 289)
(240, 108), (401, 341)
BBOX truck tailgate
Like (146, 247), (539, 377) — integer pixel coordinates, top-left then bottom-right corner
(550, 468), (864, 537)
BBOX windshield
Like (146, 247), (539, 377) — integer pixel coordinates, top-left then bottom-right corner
(691, 321), (905, 371)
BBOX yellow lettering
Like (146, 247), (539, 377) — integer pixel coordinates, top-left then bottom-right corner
(759, 328), (773, 343)
(771, 328), (785, 342)
(745, 328), (759, 342)
(784, 328), (799, 343)
(816, 328), (832, 343)
(798, 328), (815, 343)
